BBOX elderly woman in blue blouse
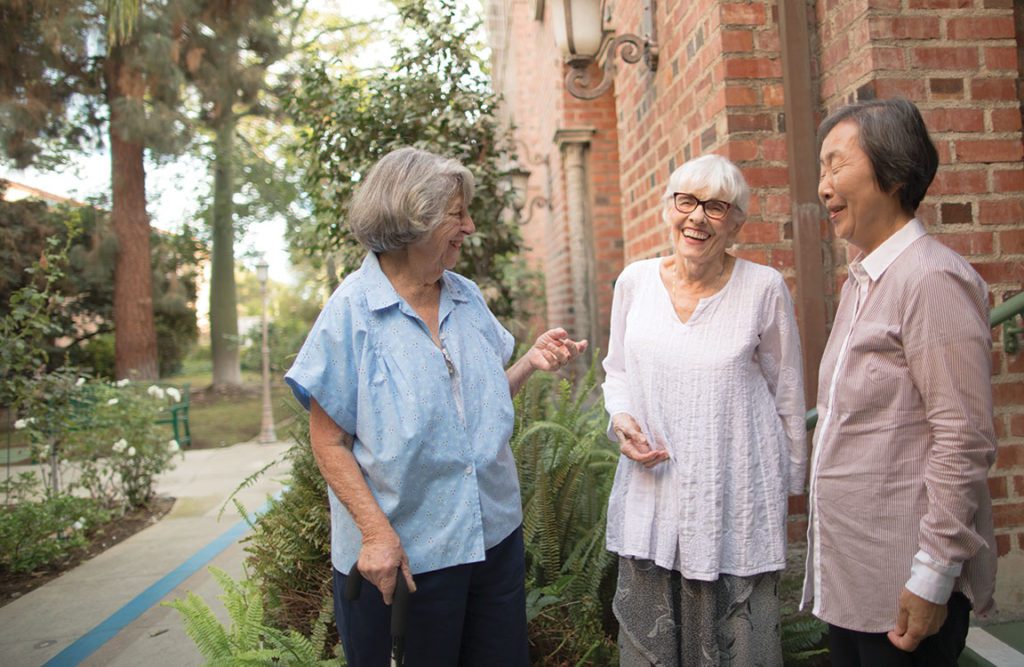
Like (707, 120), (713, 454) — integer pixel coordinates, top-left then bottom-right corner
(602, 154), (806, 666)
(286, 147), (585, 667)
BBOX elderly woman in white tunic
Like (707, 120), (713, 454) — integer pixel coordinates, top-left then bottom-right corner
(602, 154), (806, 667)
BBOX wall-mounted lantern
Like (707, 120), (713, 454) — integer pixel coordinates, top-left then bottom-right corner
(552, 0), (659, 100)
(507, 142), (551, 225)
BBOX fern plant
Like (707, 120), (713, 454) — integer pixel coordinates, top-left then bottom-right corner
(242, 407), (335, 654)
(165, 567), (341, 666)
(511, 358), (620, 664)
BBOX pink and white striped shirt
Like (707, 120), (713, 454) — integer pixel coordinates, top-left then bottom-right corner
(802, 219), (997, 633)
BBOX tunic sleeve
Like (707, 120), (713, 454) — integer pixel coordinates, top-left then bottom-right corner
(757, 274), (807, 495)
(602, 263), (638, 424)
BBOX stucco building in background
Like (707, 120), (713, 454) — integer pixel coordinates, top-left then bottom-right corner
(485, 0), (1024, 615)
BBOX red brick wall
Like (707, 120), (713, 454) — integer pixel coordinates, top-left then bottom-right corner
(490, 0), (1024, 594)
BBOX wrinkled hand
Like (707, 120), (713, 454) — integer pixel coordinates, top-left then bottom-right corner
(611, 413), (670, 468)
(887, 588), (946, 652)
(526, 328), (588, 372)
(356, 527), (416, 605)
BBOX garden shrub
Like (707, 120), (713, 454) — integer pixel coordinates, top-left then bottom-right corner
(511, 359), (620, 664)
(0, 472), (110, 573)
(242, 411), (335, 658)
(15, 376), (182, 508)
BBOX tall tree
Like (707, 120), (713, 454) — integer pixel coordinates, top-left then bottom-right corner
(178, 0), (365, 387)
(0, 0), (187, 380)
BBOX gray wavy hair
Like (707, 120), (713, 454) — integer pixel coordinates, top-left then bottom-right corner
(348, 147), (475, 253)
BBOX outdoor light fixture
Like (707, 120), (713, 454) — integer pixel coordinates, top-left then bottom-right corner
(552, 0), (659, 100)
(256, 259), (276, 444)
(508, 142), (551, 225)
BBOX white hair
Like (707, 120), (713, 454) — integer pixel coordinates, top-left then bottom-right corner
(661, 154), (750, 224)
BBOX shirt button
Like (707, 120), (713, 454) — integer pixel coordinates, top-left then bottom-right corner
(464, 465), (473, 475)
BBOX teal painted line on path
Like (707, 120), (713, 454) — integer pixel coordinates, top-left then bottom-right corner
(43, 497), (276, 667)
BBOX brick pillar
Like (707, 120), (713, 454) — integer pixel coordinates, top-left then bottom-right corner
(556, 127), (599, 351)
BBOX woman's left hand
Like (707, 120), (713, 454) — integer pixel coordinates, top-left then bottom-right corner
(526, 328), (588, 372)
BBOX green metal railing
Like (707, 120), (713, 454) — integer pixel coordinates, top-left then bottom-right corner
(804, 291), (1024, 432)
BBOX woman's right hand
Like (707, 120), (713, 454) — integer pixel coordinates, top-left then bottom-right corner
(356, 526), (417, 605)
(612, 413), (670, 468)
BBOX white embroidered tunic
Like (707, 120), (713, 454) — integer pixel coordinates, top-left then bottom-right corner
(603, 257), (806, 580)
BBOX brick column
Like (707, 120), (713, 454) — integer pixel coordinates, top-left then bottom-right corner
(556, 127), (599, 351)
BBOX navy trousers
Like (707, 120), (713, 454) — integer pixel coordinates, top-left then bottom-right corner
(332, 525), (529, 667)
(827, 592), (971, 667)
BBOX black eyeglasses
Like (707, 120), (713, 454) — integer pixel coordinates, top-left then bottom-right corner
(672, 193), (733, 220)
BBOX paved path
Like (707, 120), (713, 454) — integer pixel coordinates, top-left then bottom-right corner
(0, 440), (292, 667)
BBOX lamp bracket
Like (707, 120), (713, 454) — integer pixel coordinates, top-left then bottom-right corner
(516, 139), (549, 167)
(517, 196), (552, 225)
(565, 33), (658, 100)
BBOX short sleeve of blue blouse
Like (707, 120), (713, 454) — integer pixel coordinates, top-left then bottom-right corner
(284, 252), (520, 576)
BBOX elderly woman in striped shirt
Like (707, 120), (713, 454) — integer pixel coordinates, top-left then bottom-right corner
(804, 98), (996, 667)
(602, 154), (807, 666)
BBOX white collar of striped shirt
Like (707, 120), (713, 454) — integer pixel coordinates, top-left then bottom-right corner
(852, 218), (927, 283)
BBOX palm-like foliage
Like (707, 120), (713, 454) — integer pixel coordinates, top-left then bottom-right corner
(165, 567), (341, 666)
(513, 362), (617, 595)
(512, 359), (620, 663)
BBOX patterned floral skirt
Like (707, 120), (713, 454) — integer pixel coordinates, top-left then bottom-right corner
(614, 557), (783, 667)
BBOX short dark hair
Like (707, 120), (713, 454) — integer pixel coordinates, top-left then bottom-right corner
(817, 97), (938, 215)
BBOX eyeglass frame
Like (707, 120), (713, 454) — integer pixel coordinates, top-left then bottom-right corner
(671, 193), (736, 221)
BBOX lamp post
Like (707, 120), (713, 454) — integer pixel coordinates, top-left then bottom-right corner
(256, 259), (276, 444)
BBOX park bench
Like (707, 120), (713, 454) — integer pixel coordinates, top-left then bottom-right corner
(155, 383), (191, 448)
(68, 381), (192, 447)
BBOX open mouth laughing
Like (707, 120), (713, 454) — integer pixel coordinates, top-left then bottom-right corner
(682, 228), (712, 241)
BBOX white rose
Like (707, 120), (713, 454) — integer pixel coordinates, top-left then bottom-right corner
(168, 439), (180, 453)
(107, 398), (119, 406)
(166, 387), (181, 403)
(112, 438), (128, 453)
(13, 418), (28, 430)
(127, 447), (137, 457)
(75, 377), (86, 387)
(147, 385), (166, 400)
(115, 379), (130, 387)
(72, 520), (84, 531)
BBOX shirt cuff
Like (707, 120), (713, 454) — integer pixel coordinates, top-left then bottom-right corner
(905, 550), (961, 605)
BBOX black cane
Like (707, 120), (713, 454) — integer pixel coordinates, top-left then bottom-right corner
(345, 564), (410, 667)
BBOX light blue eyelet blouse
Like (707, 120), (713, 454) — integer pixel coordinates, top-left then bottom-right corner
(285, 252), (521, 576)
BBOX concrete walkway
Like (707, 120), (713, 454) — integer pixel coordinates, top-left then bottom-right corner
(0, 440), (292, 667)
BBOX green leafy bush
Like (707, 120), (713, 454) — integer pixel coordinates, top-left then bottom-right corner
(0, 472), (109, 573)
(242, 412), (335, 656)
(15, 377), (183, 508)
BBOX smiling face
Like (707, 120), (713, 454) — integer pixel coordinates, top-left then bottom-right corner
(408, 194), (475, 277)
(818, 120), (907, 255)
(666, 188), (742, 264)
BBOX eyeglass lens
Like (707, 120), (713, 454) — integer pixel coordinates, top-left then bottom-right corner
(674, 194), (730, 219)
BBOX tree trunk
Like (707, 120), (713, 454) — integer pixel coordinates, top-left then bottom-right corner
(106, 45), (159, 381)
(210, 108), (242, 388)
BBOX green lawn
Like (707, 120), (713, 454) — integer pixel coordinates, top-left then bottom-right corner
(164, 368), (300, 449)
